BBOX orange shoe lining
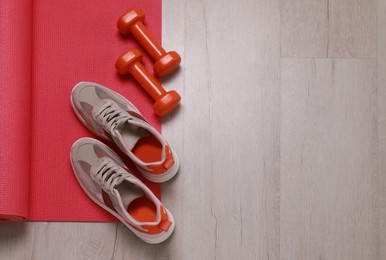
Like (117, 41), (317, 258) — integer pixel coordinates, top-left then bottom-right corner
(132, 135), (162, 163)
(127, 196), (157, 222)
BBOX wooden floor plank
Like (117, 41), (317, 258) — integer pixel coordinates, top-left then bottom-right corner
(280, 0), (328, 58)
(171, 1), (217, 258)
(180, 0), (281, 258)
(329, 0), (377, 58)
(378, 0), (386, 259)
(0, 222), (116, 260)
(280, 58), (378, 260)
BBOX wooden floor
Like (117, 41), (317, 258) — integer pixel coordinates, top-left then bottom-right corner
(1, 0), (385, 259)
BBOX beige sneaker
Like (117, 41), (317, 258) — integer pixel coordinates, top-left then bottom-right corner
(70, 138), (175, 244)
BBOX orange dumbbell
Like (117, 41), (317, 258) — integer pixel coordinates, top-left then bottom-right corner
(117, 8), (181, 78)
(116, 48), (181, 117)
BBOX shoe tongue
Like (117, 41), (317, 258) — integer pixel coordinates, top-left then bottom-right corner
(90, 157), (109, 176)
(90, 157), (129, 190)
(92, 99), (131, 133)
(92, 99), (114, 119)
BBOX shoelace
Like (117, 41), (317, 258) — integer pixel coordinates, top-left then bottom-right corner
(92, 160), (129, 194)
(96, 102), (131, 133)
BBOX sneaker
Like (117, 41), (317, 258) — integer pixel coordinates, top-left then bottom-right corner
(70, 137), (175, 244)
(71, 82), (179, 183)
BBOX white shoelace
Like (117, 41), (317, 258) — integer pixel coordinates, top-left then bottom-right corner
(95, 102), (131, 133)
(92, 160), (129, 194)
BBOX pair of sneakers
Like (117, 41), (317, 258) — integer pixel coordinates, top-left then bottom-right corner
(70, 82), (179, 244)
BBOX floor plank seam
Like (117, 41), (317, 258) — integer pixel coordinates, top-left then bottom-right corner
(110, 223), (119, 260)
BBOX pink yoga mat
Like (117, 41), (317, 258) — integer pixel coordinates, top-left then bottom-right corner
(0, 0), (161, 222)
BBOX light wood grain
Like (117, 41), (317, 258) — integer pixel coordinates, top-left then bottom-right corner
(280, 58), (378, 260)
(0, 0), (385, 259)
(175, 1), (281, 259)
(378, 0), (386, 259)
(281, 0), (377, 59)
(329, 0), (377, 58)
(0, 222), (116, 260)
(280, 0), (328, 58)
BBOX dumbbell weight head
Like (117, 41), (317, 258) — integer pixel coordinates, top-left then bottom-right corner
(153, 90), (181, 117)
(154, 51), (181, 78)
(115, 48), (143, 75)
(117, 8), (145, 35)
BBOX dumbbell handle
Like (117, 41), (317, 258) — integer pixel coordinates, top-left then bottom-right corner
(129, 62), (166, 100)
(130, 22), (165, 61)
